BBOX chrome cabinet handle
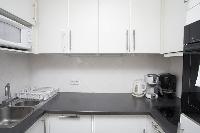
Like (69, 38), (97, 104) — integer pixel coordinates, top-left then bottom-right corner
(58, 114), (80, 119)
(69, 30), (72, 51)
(126, 30), (129, 52)
(133, 30), (136, 51)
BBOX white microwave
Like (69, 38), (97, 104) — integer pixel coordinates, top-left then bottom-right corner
(0, 15), (32, 50)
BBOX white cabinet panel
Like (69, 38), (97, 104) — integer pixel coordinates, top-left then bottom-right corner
(186, 3), (200, 25)
(94, 115), (147, 133)
(180, 114), (200, 133)
(37, 0), (68, 53)
(162, 0), (185, 53)
(132, 0), (161, 53)
(0, 0), (35, 24)
(99, 0), (130, 53)
(46, 114), (92, 133)
(25, 117), (45, 133)
(68, 0), (98, 53)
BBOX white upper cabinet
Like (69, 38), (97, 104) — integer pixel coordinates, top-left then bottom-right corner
(37, 0), (68, 53)
(131, 0), (161, 53)
(162, 0), (186, 54)
(28, 0), (162, 54)
(0, 0), (36, 25)
(99, 0), (130, 53)
(68, 0), (98, 53)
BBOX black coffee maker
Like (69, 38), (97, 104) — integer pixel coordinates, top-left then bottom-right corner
(158, 73), (176, 98)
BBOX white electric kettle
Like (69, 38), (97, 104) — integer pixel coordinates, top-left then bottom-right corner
(132, 79), (147, 97)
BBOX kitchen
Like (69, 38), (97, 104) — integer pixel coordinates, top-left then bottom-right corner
(0, 0), (199, 133)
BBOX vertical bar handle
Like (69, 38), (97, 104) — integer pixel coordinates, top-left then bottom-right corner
(126, 30), (129, 52)
(133, 30), (136, 51)
(69, 30), (72, 52)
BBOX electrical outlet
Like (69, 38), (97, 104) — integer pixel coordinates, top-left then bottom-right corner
(70, 80), (80, 86)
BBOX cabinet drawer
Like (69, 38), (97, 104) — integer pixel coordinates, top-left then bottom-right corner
(46, 114), (92, 133)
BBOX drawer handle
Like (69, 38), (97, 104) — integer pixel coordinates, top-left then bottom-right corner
(58, 114), (80, 119)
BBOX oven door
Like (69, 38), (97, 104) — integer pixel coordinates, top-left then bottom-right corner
(182, 52), (200, 114)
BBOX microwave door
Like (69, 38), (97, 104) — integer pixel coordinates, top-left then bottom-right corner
(0, 15), (32, 50)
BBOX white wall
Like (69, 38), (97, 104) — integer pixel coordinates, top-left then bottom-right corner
(169, 56), (183, 98)
(0, 51), (30, 102)
(30, 54), (171, 93)
(0, 52), (183, 101)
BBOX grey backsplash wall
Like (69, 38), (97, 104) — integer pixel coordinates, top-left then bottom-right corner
(0, 52), (30, 102)
(0, 53), (183, 102)
(30, 54), (182, 95)
(169, 57), (183, 98)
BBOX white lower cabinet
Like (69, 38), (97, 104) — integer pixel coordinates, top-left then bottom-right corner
(25, 116), (46, 133)
(27, 114), (165, 133)
(179, 113), (200, 133)
(45, 114), (92, 133)
(94, 115), (147, 133)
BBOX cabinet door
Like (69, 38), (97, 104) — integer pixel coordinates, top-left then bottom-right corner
(37, 0), (68, 53)
(0, 0), (35, 24)
(25, 117), (45, 133)
(162, 0), (185, 53)
(94, 115), (147, 133)
(132, 0), (161, 53)
(68, 0), (98, 53)
(99, 0), (130, 53)
(180, 114), (200, 133)
(46, 114), (92, 133)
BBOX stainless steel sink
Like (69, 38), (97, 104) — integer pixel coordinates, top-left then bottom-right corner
(0, 106), (34, 127)
(15, 100), (40, 107)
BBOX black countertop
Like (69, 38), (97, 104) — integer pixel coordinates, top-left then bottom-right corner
(0, 92), (181, 133)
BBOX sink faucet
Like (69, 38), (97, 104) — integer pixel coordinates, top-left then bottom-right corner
(5, 83), (11, 99)
(2, 83), (13, 106)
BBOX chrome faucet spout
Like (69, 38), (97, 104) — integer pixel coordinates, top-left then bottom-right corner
(2, 83), (13, 106)
(5, 83), (11, 99)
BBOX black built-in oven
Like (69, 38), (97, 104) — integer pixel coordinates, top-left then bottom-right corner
(182, 20), (200, 122)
